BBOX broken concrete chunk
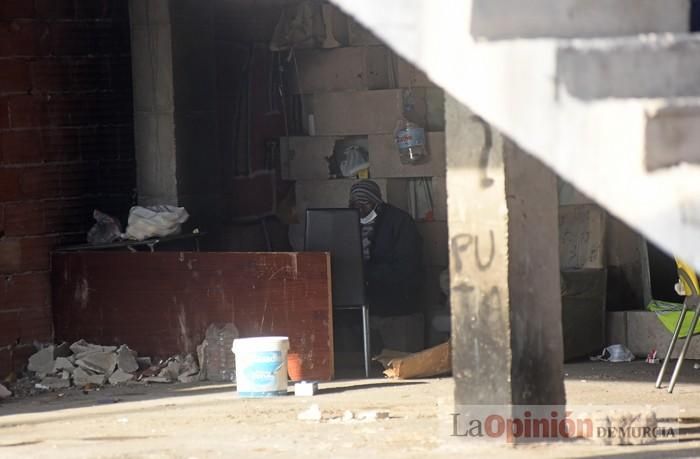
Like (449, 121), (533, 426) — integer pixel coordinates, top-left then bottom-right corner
(28, 346), (56, 374)
(61, 370), (71, 380)
(143, 376), (171, 384)
(54, 342), (72, 358)
(54, 357), (76, 373)
(109, 369), (135, 385)
(38, 376), (71, 390)
(164, 361), (181, 380)
(70, 339), (117, 356)
(72, 367), (94, 387)
(592, 410), (658, 446)
(356, 410), (390, 421)
(136, 357), (152, 370)
(76, 351), (117, 375)
(87, 374), (107, 386)
(177, 373), (198, 383)
(298, 404), (323, 422)
(117, 345), (139, 373)
(0, 383), (11, 399)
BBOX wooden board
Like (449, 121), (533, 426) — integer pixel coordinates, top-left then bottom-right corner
(52, 252), (334, 381)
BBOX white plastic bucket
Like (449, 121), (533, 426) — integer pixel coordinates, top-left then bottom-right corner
(232, 336), (290, 397)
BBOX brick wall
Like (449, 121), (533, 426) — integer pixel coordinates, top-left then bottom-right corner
(0, 0), (135, 377)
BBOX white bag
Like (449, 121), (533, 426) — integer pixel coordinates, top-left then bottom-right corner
(590, 344), (635, 363)
(125, 205), (189, 241)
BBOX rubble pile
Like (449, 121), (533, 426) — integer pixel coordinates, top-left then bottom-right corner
(26, 340), (201, 392)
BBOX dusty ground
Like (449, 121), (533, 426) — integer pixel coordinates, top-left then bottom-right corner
(1, 361), (700, 458)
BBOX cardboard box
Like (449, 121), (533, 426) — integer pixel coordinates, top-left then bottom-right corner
(559, 205), (606, 269)
(306, 88), (426, 136)
(292, 47), (390, 94)
(368, 131), (446, 178)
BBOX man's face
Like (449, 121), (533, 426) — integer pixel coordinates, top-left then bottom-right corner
(349, 199), (374, 218)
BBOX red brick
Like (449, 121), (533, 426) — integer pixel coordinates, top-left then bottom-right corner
(72, 58), (111, 92)
(0, 98), (8, 128)
(80, 126), (119, 160)
(19, 307), (53, 341)
(0, 129), (42, 164)
(0, 22), (46, 57)
(19, 165), (61, 199)
(0, 59), (31, 94)
(0, 167), (22, 202)
(50, 22), (97, 57)
(99, 160), (135, 194)
(41, 127), (80, 162)
(0, 236), (56, 273)
(0, 1), (35, 19)
(0, 272), (51, 311)
(0, 310), (20, 343)
(59, 161), (99, 197)
(44, 197), (95, 233)
(75, 0), (111, 19)
(30, 59), (71, 93)
(7, 94), (48, 128)
(47, 93), (95, 127)
(35, 0), (75, 19)
(3, 201), (45, 236)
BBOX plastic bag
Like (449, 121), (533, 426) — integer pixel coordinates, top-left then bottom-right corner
(87, 210), (123, 244)
(590, 344), (635, 363)
(124, 205), (189, 241)
(338, 145), (369, 177)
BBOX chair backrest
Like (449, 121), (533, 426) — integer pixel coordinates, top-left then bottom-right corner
(304, 208), (366, 307)
(675, 257), (700, 298)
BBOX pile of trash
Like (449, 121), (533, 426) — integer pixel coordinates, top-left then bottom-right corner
(25, 340), (200, 392)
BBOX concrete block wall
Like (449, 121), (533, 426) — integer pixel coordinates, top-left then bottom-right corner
(0, 0), (136, 377)
(283, 9), (447, 343)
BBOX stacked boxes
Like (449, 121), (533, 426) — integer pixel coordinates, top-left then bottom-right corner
(282, 10), (447, 340)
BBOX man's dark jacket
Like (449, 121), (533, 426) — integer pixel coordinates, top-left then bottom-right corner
(365, 203), (423, 317)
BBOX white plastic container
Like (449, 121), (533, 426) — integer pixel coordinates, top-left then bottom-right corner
(232, 336), (290, 397)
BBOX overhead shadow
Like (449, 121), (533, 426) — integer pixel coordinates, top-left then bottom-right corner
(317, 380), (427, 395)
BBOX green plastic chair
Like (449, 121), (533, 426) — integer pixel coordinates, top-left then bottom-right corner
(655, 258), (700, 393)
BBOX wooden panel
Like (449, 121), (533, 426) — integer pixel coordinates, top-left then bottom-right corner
(51, 252), (334, 381)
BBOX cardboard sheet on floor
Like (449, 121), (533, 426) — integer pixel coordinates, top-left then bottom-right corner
(375, 341), (451, 379)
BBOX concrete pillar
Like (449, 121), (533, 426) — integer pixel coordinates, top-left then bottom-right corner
(129, 0), (224, 225)
(129, 0), (178, 206)
(446, 95), (565, 407)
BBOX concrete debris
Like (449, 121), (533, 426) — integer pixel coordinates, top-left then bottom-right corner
(36, 377), (71, 390)
(23, 341), (203, 394)
(108, 369), (134, 385)
(117, 345), (139, 373)
(54, 342), (72, 358)
(0, 383), (11, 399)
(136, 357), (152, 370)
(298, 404), (324, 422)
(143, 376), (171, 384)
(591, 410), (658, 446)
(54, 357), (76, 373)
(72, 368), (93, 387)
(70, 339), (117, 356)
(298, 404), (390, 423)
(76, 351), (118, 375)
(28, 346), (56, 374)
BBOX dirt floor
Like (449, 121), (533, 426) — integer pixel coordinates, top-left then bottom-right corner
(1, 361), (700, 458)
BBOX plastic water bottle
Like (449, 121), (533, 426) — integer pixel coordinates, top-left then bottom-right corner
(395, 121), (429, 165)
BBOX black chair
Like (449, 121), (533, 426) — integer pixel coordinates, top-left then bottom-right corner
(304, 208), (370, 377)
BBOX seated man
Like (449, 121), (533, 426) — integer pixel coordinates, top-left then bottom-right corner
(348, 180), (423, 318)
